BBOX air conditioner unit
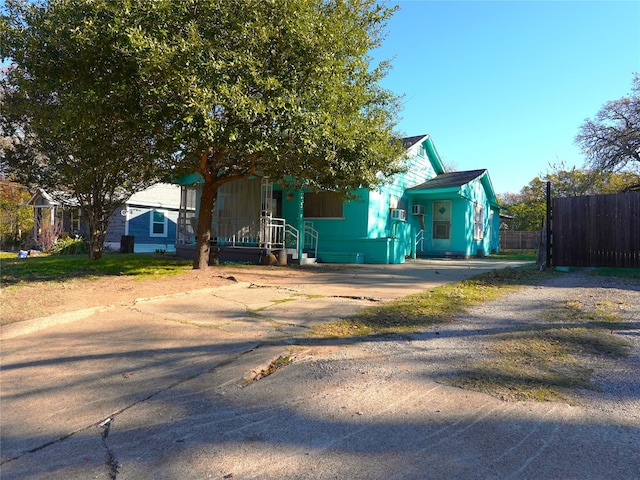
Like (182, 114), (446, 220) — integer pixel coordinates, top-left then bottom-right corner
(390, 208), (406, 221)
(412, 205), (425, 215)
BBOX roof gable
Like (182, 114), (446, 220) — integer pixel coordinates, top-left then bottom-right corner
(406, 169), (499, 208)
(28, 188), (80, 207)
(402, 135), (428, 149)
(401, 134), (446, 176)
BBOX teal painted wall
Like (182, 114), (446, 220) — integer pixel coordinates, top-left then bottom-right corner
(174, 139), (500, 263)
(409, 177), (499, 257)
(491, 206), (501, 253)
(296, 143), (440, 264)
(456, 177), (498, 256)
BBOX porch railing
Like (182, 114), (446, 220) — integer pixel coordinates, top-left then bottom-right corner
(259, 214), (286, 250)
(416, 230), (424, 252)
(187, 214), (318, 261)
(303, 221), (318, 259)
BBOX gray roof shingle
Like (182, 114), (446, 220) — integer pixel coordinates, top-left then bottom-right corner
(402, 135), (428, 149)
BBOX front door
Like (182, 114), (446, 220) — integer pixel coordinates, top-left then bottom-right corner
(432, 200), (451, 251)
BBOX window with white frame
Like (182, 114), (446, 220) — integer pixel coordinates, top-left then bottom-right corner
(474, 204), (484, 240)
(150, 209), (168, 237)
(70, 209), (81, 233)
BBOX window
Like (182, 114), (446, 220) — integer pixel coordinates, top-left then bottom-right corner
(70, 209), (81, 233)
(150, 209), (168, 237)
(474, 205), (484, 240)
(303, 192), (343, 218)
(433, 222), (451, 239)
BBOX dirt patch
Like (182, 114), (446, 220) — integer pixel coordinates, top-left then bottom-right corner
(0, 265), (324, 326)
(422, 271), (640, 416)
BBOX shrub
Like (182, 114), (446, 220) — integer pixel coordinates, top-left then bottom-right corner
(50, 235), (88, 255)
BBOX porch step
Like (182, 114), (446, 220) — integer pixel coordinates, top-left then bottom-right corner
(299, 252), (317, 265)
(285, 248), (316, 265)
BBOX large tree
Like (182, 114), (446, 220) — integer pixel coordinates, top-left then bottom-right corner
(125, 0), (406, 268)
(575, 74), (640, 186)
(2, 0), (405, 268)
(1, 0), (170, 259)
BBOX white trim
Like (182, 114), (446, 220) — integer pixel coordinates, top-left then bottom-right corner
(124, 207), (130, 236)
(126, 200), (181, 209)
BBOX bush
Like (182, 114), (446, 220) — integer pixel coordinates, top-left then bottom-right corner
(49, 235), (88, 255)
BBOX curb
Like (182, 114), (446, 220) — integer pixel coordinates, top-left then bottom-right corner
(1, 305), (117, 341)
(1, 282), (254, 340)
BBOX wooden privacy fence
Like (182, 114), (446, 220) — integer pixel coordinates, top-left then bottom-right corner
(552, 191), (640, 267)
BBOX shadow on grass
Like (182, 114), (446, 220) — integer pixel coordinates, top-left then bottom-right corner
(435, 311), (636, 403)
(0, 253), (194, 286)
(312, 265), (557, 337)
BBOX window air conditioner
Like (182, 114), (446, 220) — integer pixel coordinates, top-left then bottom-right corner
(390, 208), (406, 221)
(412, 205), (425, 215)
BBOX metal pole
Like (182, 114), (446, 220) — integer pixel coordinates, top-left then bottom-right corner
(546, 181), (552, 269)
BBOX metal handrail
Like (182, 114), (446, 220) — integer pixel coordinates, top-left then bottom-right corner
(208, 215), (316, 261)
(416, 230), (424, 252)
(303, 221), (318, 259)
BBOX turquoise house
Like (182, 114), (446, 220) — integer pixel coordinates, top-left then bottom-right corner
(174, 135), (500, 264)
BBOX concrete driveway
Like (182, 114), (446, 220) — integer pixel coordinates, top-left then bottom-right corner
(1, 258), (637, 479)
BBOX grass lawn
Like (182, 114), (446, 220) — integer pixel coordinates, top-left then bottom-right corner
(491, 249), (538, 261)
(311, 265), (553, 337)
(0, 251), (193, 286)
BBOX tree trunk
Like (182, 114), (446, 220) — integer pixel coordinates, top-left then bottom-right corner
(87, 212), (107, 260)
(82, 201), (107, 260)
(89, 228), (105, 260)
(193, 176), (218, 269)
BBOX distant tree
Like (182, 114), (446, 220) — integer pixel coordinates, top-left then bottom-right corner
(0, 177), (33, 248)
(575, 74), (640, 190)
(498, 177), (547, 231)
(597, 170), (640, 192)
(499, 162), (640, 230)
(1, 0), (170, 260)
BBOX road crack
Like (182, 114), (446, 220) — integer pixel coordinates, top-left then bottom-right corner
(98, 418), (120, 479)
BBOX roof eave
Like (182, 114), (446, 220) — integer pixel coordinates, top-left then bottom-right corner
(405, 186), (461, 195)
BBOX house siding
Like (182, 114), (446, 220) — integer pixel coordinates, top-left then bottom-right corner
(456, 177), (495, 256)
(104, 208), (127, 250)
(30, 183), (181, 253)
(310, 143), (439, 264)
(173, 135), (500, 264)
(120, 207), (179, 253)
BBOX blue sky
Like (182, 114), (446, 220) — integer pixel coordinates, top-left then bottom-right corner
(374, 0), (640, 194)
